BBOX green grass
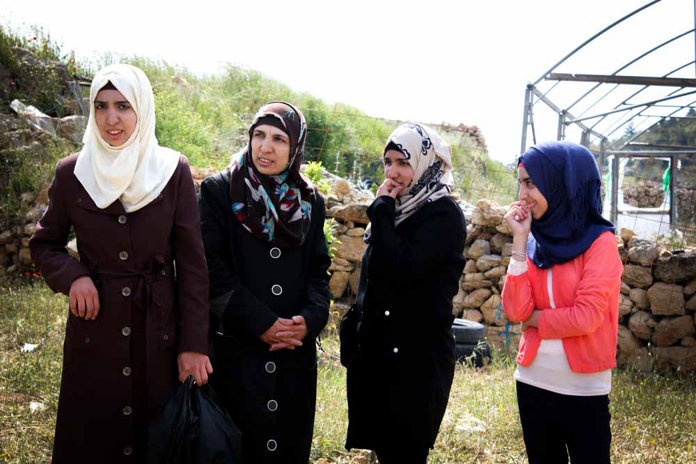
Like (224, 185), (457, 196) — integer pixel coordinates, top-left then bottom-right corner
(2, 283), (693, 463)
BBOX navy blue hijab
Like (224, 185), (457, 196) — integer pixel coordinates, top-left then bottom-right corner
(519, 141), (615, 269)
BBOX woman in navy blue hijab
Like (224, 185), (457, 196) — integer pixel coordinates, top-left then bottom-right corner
(501, 141), (623, 464)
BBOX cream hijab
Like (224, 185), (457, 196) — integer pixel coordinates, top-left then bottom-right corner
(74, 64), (179, 213)
(364, 123), (454, 242)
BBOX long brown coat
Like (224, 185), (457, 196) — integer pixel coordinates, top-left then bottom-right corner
(30, 153), (209, 464)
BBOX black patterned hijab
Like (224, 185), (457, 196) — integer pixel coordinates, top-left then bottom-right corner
(228, 102), (315, 247)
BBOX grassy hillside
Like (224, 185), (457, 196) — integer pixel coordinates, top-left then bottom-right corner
(0, 23), (517, 227)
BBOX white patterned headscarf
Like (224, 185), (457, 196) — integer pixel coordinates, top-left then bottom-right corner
(74, 64), (179, 213)
(365, 123), (454, 242)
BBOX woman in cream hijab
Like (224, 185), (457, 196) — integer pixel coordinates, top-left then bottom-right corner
(30, 64), (211, 463)
(343, 124), (466, 463)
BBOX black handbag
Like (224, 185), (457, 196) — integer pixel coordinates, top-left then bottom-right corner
(339, 303), (362, 367)
(147, 376), (242, 464)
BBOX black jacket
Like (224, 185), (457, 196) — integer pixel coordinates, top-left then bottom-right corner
(199, 171), (331, 464)
(346, 195), (466, 452)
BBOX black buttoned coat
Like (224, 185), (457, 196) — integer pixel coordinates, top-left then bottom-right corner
(345, 195), (466, 453)
(199, 171), (331, 464)
(30, 153), (209, 463)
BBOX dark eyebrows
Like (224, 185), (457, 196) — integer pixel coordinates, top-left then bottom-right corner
(94, 100), (130, 105)
(518, 176), (532, 183)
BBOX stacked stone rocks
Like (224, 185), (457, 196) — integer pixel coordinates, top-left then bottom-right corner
(450, 199), (519, 353)
(0, 192), (48, 276)
(675, 186), (696, 224)
(622, 182), (665, 208)
(616, 229), (696, 372)
(324, 178), (372, 308)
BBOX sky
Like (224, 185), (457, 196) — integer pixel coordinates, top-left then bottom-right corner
(3, 0), (694, 164)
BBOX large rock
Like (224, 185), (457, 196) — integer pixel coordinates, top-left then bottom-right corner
(461, 273), (493, 290)
(647, 282), (685, 316)
(452, 288), (467, 315)
(333, 179), (351, 196)
(18, 247), (32, 266)
(628, 311), (657, 340)
(627, 245), (659, 266)
(489, 233), (508, 254)
(620, 282), (631, 295)
(0, 230), (13, 245)
(345, 227), (366, 237)
(627, 347), (653, 372)
(617, 325), (641, 365)
(684, 278), (696, 296)
(622, 265), (653, 288)
(329, 271), (351, 299)
(620, 228), (636, 243)
(56, 115), (87, 144)
(334, 234), (367, 264)
(465, 225), (491, 245)
(464, 259), (477, 274)
(328, 204), (370, 225)
(484, 265), (507, 280)
(476, 254), (502, 272)
(471, 200), (506, 227)
(686, 295), (696, 312)
(654, 252), (696, 282)
(618, 294), (633, 318)
(461, 309), (484, 323)
(462, 288), (492, 308)
(349, 269), (360, 295)
(23, 223), (35, 236)
(466, 240), (490, 260)
(628, 288), (649, 309)
(481, 295), (507, 326)
(652, 315), (695, 346)
(653, 346), (696, 370)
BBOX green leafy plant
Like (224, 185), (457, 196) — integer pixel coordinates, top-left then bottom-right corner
(323, 218), (340, 260)
(305, 161), (333, 196)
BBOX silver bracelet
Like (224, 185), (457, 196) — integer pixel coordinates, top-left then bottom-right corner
(511, 251), (527, 261)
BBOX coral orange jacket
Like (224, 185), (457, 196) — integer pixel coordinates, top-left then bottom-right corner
(502, 231), (624, 374)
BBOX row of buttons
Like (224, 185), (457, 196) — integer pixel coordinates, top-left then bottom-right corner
(270, 248), (282, 298)
(265, 361), (278, 451)
(114, 211), (135, 462)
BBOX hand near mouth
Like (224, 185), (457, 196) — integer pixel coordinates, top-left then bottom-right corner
(377, 179), (403, 199)
(504, 201), (532, 236)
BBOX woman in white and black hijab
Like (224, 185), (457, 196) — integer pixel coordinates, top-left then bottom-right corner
(342, 124), (467, 463)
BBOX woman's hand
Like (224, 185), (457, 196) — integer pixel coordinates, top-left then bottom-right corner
(522, 310), (542, 331)
(274, 315), (309, 350)
(376, 179), (403, 199)
(69, 276), (100, 320)
(504, 201), (533, 238)
(260, 318), (304, 351)
(178, 352), (213, 386)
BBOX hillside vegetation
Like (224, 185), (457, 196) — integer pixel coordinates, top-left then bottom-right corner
(0, 23), (516, 226)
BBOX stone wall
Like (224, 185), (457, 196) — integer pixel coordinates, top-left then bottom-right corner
(325, 180), (696, 372)
(622, 182), (665, 208)
(3, 168), (695, 372)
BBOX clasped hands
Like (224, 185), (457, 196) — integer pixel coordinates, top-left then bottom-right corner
(260, 316), (309, 351)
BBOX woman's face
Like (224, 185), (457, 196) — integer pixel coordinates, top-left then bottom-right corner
(94, 89), (137, 147)
(517, 165), (548, 220)
(384, 149), (414, 190)
(251, 124), (291, 176)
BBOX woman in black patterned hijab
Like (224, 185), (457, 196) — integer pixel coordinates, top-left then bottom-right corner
(201, 101), (331, 463)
